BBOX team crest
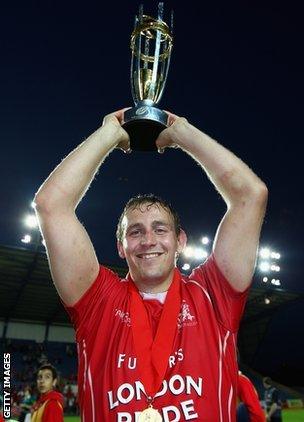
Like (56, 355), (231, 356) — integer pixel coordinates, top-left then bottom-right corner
(177, 301), (197, 329)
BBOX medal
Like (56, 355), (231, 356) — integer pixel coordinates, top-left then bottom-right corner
(129, 268), (181, 419)
(138, 406), (162, 421)
(129, 268), (181, 397)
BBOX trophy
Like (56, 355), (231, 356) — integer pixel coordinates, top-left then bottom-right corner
(123, 3), (173, 151)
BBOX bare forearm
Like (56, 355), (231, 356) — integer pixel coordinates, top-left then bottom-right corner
(170, 120), (267, 206)
(35, 124), (122, 212)
(267, 403), (278, 419)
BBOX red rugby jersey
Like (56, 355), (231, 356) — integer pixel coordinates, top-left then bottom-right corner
(237, 372), (265, 422)
(64, 255), (248, 421)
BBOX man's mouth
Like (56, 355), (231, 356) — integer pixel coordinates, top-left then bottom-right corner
(136, 252), (163, 259)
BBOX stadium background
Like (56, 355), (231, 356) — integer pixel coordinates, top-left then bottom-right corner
(1, 244), (303, 420)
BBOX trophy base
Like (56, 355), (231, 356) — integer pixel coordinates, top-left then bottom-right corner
(123, 104), (168, 152)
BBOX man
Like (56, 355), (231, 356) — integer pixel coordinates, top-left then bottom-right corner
(263, 377), (282, 422)
(237, 371), (265, 421)
(31, 364), (63, 422)
(35, 109), (268, 421)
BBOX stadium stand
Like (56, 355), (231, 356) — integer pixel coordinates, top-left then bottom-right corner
(1, 244), (304, 418)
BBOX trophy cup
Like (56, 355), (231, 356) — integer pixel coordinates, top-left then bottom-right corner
(123, 3), (173, 151)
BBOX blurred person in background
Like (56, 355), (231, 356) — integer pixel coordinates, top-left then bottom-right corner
(18, 386), (35, 422)
(31, 364), (63, 422)
(263, 377), (282, 422)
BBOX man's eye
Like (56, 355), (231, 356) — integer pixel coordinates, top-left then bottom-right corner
(129, 230), (141, 237)
(155, 228), (167, 234)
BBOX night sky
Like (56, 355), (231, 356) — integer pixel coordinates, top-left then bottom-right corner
(1, 1), (303, 384)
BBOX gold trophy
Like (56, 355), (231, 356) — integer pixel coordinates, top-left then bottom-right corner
(123, 3), (173, 151)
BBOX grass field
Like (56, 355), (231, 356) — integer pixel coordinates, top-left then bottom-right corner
(282, 409), (304, 421)
(64, 409), (304, 421)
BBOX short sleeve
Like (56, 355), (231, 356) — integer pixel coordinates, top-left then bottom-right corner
(190, 254), (249, 332)
(238, 374), (265, 421)
(42, 400), (63, 422)
(63, 265), (121, 340)
(271, 389), (279, 404)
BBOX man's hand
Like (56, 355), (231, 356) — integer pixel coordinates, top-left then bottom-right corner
(155, 110), (188, 153)
(102, 108), (131, 153)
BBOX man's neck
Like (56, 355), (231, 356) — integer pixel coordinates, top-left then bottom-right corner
(132, 270), (175, 294)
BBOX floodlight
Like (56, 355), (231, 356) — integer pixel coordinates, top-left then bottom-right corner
(271, 252), (281, 260)
(262, 277), (268, 283)
(193, 248), (208, 260)
(260, 248), (270, 259)
(259, 261), (270, 272)
(183, 246), (194, 258)
(270, 278), (281, 286)
(201, 236), (209, 245)
(24, 214), (38, 229)
(264, 297), (271, 305)
(182, 263), (190, 271)
(21, 234), (31, 244)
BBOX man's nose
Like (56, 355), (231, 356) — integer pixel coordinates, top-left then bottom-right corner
(140, 231), (157, 245)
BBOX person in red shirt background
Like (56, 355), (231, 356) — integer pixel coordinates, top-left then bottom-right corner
(31, 364), (63, 422)
(237, 371), (266, 422)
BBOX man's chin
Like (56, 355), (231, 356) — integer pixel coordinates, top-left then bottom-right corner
(138, 268), (173, 285)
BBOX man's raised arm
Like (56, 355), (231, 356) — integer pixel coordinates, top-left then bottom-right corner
(156, 112), (268, 292)
(34, 110), (130, 306)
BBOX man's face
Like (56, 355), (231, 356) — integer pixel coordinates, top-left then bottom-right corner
(37, 369), (56, 394)
(117, 203), (186, 290)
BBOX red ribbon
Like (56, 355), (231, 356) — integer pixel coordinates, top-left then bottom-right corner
(128, 268), (181, 398)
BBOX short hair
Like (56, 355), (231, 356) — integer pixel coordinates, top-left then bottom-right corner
(37, 363), (58, 381)
(116, 194), (181, 242)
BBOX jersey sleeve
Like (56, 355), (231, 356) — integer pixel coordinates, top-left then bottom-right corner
(238, 374), (266, 422)
(190, 254), (249, 332)
(63, 265), (121, 341)
(42, 400), (63, 422)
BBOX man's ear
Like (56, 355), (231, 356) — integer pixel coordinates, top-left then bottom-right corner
(177, 229), (187, 254)
(117, 241), (126, 259)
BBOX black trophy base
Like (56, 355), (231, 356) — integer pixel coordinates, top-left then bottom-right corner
(123, 104), (168, 152)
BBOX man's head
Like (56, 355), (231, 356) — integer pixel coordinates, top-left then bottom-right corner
(116, 194), (187, 290)
(36, 364), (58, 394)
(263, 377), (272, 389)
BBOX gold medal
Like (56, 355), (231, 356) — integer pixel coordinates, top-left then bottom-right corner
(138, 406), (162, 421)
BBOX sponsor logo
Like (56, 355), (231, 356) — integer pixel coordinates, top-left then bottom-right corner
(115, 309), (131, 327)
